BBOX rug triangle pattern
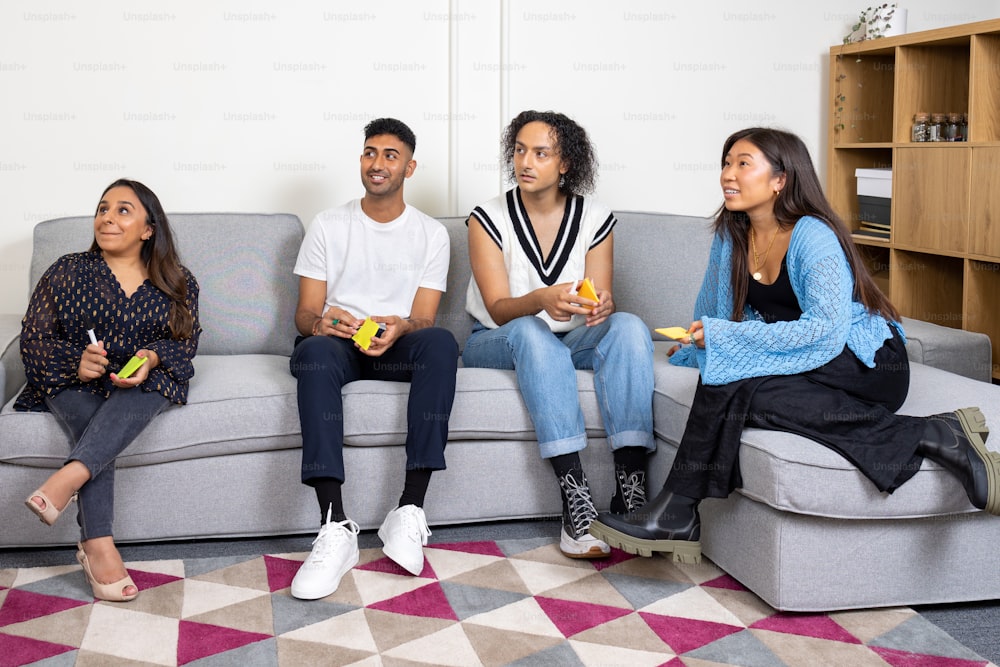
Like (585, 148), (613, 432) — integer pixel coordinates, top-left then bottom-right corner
(0, 538), (992, 666)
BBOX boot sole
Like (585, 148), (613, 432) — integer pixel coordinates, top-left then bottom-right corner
(588, 521), (702, 564)
(955, 407), (1000, 515)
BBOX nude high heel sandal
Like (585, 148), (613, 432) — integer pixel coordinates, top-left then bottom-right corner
(76, 543), (138, 602)
(24, 490), (77, 526)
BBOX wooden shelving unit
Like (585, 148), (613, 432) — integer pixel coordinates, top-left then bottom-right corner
(828, 19), (1000, 381)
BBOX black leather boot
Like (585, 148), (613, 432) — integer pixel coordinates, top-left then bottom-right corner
(917, 407), (999, 515)
(588, 486), (702, 563)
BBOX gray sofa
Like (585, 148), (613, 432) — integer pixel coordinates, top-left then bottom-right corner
(2, 210), (998, 612)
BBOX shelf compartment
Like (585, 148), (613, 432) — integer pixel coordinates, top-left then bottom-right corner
(890, 249), (964, 328)
(832, 53), (895, 144)
(965, 259), (1000, 380)
(857, 244), (891, 296)
(894, 43), (970, 143)
(892, 146), (970, 253)
(970, 34), (1000, 142)
(828, 147), (893, 232)
(970, 146), (1000, 259)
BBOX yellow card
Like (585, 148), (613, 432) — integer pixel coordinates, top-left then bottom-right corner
(117, 355), (148, 378)
(351, 317), (381, 350)
(655, 326), (691, 341)
(575, 277), (598, 308)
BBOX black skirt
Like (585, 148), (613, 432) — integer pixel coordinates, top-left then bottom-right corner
(667, 329), (926, 498)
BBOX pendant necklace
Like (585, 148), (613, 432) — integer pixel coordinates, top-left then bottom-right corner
(750, 225), (779, 282)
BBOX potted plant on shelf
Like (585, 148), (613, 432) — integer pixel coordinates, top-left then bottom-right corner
(843, 3), (898, 43)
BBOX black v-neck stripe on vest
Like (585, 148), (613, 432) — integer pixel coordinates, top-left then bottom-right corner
(506, 188), (583, 286)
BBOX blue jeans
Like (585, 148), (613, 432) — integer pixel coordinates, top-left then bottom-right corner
(290, 327), (458, 484)
(462, 313), (655, 459)
(45, 387), (170, 541)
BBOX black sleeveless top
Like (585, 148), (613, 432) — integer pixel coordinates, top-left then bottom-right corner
(746, 258), (802, 323)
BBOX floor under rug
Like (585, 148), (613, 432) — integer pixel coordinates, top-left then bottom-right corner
(0, 536), (993, 666)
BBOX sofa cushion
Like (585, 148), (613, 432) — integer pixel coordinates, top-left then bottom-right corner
(0, 360), (603, 468)
(653, 351), (1000, 520)
(0, 355), (302, 468)
(343, 367), (603, 445)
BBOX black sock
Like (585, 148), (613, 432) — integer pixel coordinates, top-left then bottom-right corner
(313, 478), (346, 524)
(549, 452), (586, 517)
(613, 446), (648, 476)
(398, 468), (433, 508)
(610, 447), (649, 514)
(548, 452), (583, 479)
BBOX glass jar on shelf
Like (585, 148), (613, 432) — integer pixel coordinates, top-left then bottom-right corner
(960, 113), (968, 142)
(929, 113), (947, 142)
(911, 112), (929, 142)
(946, 113), (961, 141)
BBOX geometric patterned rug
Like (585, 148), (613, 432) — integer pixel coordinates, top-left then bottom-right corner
(1, 537), (993, 666)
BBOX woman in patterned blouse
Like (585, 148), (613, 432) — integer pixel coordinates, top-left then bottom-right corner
(19, 179), (200, 602)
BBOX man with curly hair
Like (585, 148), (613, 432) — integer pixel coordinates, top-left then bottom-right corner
(462, 110), (655, 558)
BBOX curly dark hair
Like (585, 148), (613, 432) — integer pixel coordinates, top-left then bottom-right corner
(364, 117), (416, 154)
(501, 110), (597, 195)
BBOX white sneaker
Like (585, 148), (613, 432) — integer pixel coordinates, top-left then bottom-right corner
(378, 505), (431, 575)
(291, 508), (360, 600)
(558, 471), (611, 559)
(560, 524), (612, 559)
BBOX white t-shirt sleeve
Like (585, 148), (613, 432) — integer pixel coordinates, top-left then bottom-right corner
(419, 224), (450, 293)
(293, 214), (330, 282)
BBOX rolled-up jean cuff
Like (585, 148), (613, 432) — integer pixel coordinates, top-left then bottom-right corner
(539, 433), (588, 459)
(608, 430), (656, 452)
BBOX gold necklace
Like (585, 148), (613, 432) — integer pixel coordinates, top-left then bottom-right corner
(750, 225), (779, 282)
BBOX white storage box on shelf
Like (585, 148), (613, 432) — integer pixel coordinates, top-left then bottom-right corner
(855, 167), (892, 229)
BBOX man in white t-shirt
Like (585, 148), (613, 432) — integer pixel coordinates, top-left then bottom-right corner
(288, 118), (458, 600)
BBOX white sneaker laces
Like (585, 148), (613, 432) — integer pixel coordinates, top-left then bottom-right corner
(560, 472), (597, 538)
(307, 512), (359, 565)
(397, 505), (431, 542)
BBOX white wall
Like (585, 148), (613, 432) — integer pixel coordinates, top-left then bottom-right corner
(1, 0), (996, 315)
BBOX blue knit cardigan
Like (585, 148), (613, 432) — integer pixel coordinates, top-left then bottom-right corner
(671, 215), (901, 385)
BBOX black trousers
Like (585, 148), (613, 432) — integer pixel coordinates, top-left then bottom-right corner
(290, 328), (458, 485)
(667, 329), (926, 499)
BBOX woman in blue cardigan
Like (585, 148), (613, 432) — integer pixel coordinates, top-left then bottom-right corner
(589, 127), (997, 561)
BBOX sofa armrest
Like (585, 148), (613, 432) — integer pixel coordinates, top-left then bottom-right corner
(1, 313), (24, 405)
(902, 316), (993, 383)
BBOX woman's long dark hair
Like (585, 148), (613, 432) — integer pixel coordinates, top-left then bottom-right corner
(90, 179), (195, 339)
(714, 127), (899, 322)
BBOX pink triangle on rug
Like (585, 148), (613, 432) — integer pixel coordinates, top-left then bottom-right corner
(127, 568), (183, 592)
(367, 581), (458, 621)
(702, 573), (746, 591)
(591, 548), (637, 572)
(357, 555), (436, 579)
(0, 589), (89, 627)
(751, 612), (861, 644)
(177, 620), (271, 665)
(426, 540), (506, 558)
(535, 596), (632, 637)
(263, 555), (302, 592)
(871, 646), (989, 667)
(640, 612), (743, 654)
(0, 633), (75, 664)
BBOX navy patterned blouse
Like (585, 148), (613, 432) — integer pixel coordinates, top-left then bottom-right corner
(15, 250), (201, 412)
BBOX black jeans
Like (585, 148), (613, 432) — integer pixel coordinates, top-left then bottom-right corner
(290, 328), (458, 485)
(668, 329), (926, 499)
